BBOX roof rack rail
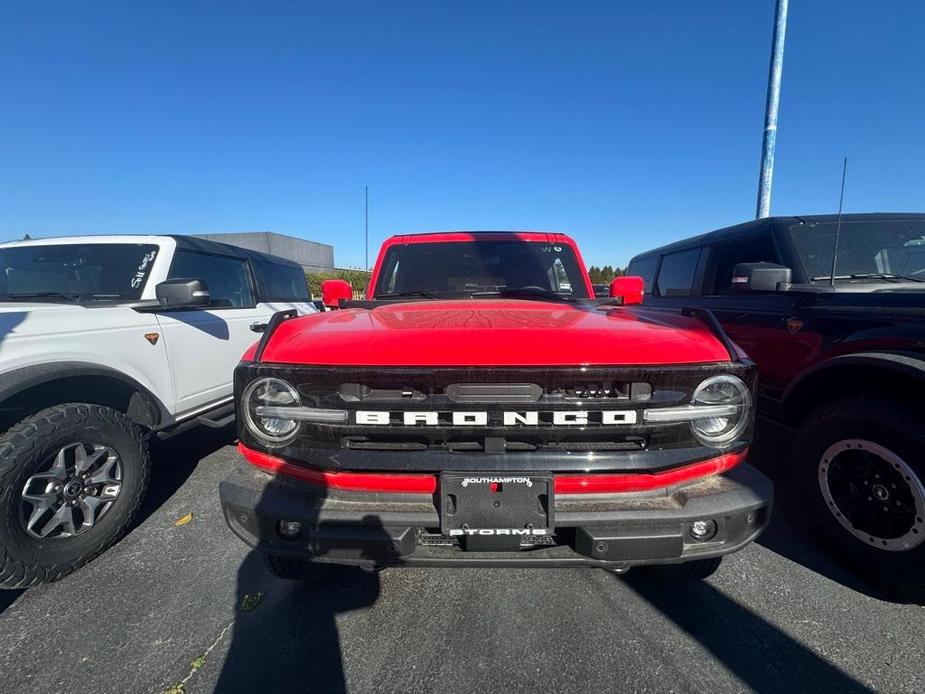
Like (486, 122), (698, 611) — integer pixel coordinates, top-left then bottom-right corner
(681, 307), (740, 363)
(253, 309), (298, 362)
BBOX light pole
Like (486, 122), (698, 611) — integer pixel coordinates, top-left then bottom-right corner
(756, 0), (789, 219)
(364, 184), (369, 272)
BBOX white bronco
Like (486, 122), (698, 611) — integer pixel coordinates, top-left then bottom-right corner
(0, 234), (315, 587)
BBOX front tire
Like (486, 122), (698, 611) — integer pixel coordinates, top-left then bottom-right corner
(795, 397), (925, 584)
(0, 404), (150, 588)
(262, 553), (358, 584)
(640, 557), (722, 581)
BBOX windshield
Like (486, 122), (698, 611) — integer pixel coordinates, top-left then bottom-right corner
(0, 243), (159, 301)
(373, 240), (590, 299)
(790, 220), (925, 281)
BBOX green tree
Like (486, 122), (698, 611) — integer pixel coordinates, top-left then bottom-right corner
(587, 265), (602, 284)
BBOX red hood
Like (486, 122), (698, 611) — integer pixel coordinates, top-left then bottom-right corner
(254, 300), (731, 366)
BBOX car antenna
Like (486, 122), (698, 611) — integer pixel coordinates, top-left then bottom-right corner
(829, 157), (848, 287)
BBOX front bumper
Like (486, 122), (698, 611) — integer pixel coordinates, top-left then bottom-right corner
(219, 459), (772, 569)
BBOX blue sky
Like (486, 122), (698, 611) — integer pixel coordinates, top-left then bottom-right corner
(2, 1), (923, 268)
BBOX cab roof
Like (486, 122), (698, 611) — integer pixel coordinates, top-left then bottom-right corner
(385, 231), (576, 244)
(629, 213), (925, 262)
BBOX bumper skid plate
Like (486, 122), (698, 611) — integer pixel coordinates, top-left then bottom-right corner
(219, 461), (772, 569)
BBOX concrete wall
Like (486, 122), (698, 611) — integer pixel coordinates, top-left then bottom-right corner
(193, 231), (335, 273)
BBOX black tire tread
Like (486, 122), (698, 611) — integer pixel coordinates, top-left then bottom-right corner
(796, 396), (923, 466)
(643, 556), (722, 581)
(263, 554), (354, 583)
(0, 404), (150, 589)
(794, 395), (925, 585)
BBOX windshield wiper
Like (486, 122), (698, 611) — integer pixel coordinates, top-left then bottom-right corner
(811, 273), (925, 283)
(470, 287), (578, 302)
(376, 291), (442, 300)
(4, 291), (83, 302)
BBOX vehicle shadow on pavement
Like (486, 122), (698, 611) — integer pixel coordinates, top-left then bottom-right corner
(213, 480), (385, 694)
(748, 418), (921, 604)
(0, 588), (22, 616)
(214, 553), (379, 693)
(137, 423), (237, 527)
(621, 573), (873, 693)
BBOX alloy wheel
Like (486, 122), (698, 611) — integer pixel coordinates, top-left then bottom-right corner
(19, 442), (123, 539)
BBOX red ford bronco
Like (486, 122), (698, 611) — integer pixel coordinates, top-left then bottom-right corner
(220, 232), (772, 581)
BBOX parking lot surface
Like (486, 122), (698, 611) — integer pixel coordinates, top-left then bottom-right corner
(0, 422), (923, 694)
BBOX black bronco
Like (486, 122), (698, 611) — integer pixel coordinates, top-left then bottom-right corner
(629, 213), (925, 585)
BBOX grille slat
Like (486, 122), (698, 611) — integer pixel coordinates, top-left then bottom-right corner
(341, 434), (646, 453)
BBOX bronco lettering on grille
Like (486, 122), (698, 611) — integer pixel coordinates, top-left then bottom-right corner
(354, 410), (637, 426)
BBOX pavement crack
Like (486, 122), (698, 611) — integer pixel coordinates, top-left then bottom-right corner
(161, 618), (235, 694)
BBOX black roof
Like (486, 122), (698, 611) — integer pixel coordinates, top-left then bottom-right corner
(630, 213), (925, 261)
(169, 235), (302, 269)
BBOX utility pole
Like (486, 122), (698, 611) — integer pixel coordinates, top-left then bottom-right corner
(364, 184), (369, 272)
(756, 0), (789, 219)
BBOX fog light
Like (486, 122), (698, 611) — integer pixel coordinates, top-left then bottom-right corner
(689, 519), (718, 542)
(277, 519), (303, 540)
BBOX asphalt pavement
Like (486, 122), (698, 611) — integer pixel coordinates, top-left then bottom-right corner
(0, 421), (923, 694)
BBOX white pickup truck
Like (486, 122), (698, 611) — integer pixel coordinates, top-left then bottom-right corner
(0, 235), (315, 587)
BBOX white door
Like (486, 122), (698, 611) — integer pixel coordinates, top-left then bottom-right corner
(155, 250), (271, 416)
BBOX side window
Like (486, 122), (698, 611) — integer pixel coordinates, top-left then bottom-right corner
(168, 251), (255, 308)
(626, 256), (657, 294)
(254, 261), (309, 301)
(654, 248), (700, 298)
(703, 235), (778, 295)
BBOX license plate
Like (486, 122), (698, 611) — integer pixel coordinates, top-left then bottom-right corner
(440, 473), (553, 536)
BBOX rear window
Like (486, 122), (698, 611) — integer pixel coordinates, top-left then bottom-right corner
(253, 261), (309, 301)
(654, 248), (700, 298)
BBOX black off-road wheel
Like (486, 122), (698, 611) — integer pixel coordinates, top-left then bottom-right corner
(794, 397), (925, 588)
(0, 404), (150, 588)
(641, 557), (722, 581)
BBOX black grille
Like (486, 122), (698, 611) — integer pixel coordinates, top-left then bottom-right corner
(235, 361), (757, 472)
(343, 434), (647, 453)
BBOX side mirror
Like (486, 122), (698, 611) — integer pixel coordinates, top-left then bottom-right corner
(608, 276), (644, 305)
(731, 262), (792, 293)
(321, 279), (353, 308)
(155, 278), (210, 308)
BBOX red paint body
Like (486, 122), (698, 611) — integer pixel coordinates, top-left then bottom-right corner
(249, 231), (731, 367)
(238, 443), (747, 495)
(257, 301), (729, 366)
(239, 443), (438, 493)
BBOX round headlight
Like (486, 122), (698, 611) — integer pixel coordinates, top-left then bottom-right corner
(242, 377), (301, 445)
(690, 374), (751, 446)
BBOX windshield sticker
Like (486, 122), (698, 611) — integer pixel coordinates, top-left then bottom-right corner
(131, 249), (158, 289)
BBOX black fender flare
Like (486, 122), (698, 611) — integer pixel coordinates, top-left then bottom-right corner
(781, 351), (925, 417)
(0, 361), (167, 428)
